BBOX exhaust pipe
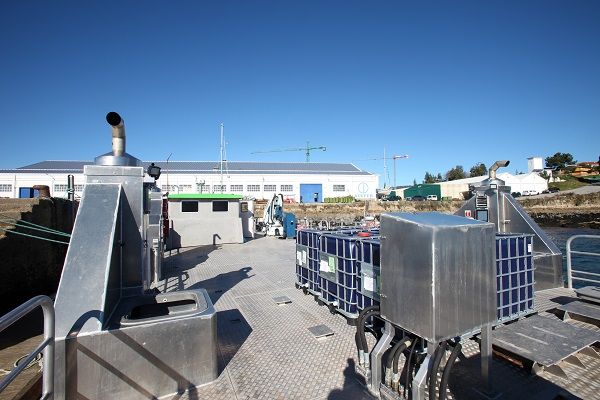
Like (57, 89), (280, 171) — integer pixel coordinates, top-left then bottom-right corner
(106, 112), (125, 157)
(488, 160), (510, 180)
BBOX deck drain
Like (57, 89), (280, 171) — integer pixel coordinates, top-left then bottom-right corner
(308, 324), (334, 339)
(214, 289), (223, 294)
(230, 318), (241, 324)
(273, 295), (292, 305)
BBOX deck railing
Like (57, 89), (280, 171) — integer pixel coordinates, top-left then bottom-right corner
(566, 234), (600, 289)
(0, 295), (54, 399)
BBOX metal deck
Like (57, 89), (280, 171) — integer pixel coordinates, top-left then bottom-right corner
(156, 239), (600, 400)
(559, 300), (600, 322)
(492, 314), (599, 366)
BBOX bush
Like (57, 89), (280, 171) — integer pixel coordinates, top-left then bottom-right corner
(324, 196), (355, 203)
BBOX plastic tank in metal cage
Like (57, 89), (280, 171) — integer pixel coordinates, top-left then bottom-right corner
(295, 229), (322, 295)
(496, 233), (535, 322)
(356, 238), (381, 310)
(318, 229), (378, 318)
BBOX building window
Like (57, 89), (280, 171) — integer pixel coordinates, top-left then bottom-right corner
(213, 185), (226, 193)
(264, 184), (276, 192)
(247, 184), (260, 192)
(161, 184), (192, 193)
(0, 184), (12, 192)
(333, 185), (345, 192)
(181, 201), (198, 213)
(230, 184), (243, 192)
(54, 184), (84, 192)
(280, 184), (293, 192)
(212, 201), (228, 212)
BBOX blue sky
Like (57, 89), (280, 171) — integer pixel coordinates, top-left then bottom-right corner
(1, 1), (598, 186)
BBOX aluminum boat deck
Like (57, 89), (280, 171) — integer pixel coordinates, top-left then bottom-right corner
(158, 237), (600, 400)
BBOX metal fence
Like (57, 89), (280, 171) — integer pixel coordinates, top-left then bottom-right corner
(0, 295), (54, 399)
(566, 234), (600, 289)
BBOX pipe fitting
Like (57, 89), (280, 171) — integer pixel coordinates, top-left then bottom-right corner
(384, 368), (392, 386)
(391, 373), (400, 391)
(488, 160), (510, 180)
(106, 111), (126, 156)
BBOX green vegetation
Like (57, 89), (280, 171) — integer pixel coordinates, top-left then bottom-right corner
(469, 162), (487, 177)
(549, 174), (587, 191)
(545, 152), (576, 169)
(423, 172), (444, 183)
(445, 165), (466, 181)
(324, 196), (355, 203)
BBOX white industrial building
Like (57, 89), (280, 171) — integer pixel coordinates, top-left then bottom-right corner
(527, 156), (544, 173)
(395, 172), (549, 200)
(0, 160), (379, 202)
(439, 172), (548, 199)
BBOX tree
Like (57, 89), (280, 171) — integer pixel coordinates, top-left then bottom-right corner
(436, 173), (443, 182)
(413, 178), (417, 186)
(469, 162), (487, 177)
(445, 165), (466, 181)
(424, 172), (436, 183)
(545, 152), (576, 169)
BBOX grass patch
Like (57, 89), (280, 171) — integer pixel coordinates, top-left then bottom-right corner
(549, 174), (587, 191)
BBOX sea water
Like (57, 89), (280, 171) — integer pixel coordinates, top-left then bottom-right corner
(544, 227), (600, 288)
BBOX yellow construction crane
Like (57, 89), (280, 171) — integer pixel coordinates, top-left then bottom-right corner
(251, 142), (326, 162)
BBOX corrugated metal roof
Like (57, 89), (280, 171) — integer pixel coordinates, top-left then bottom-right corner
(0, 160), (373, 175)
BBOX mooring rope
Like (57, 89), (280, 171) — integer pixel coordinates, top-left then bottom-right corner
(0, 218), (71, 238)
(0, 226), (70, 245)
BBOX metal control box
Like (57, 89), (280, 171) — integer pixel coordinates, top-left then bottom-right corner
(380, 212), (496, 342)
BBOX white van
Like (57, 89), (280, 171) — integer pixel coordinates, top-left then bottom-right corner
(426, 195), (438, 201)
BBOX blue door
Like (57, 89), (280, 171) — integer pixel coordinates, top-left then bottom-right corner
(19, 187), (35, 198)
(300, 184), (322, 203)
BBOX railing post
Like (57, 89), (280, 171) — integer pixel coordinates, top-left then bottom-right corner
(0, 296), (55, 399)
(566, 235), (574, 289)
(41, 299), (55, 400)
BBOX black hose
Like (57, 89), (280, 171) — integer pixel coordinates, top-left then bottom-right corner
(403, 337), (419, 397)
(392, 339), (411, 374)
(355, 306), (379, 355)
(438, 342), (462, 400)
(386, 336), (408, 371)
(428, 342), (447, 400)
(359, 309), (380, 354)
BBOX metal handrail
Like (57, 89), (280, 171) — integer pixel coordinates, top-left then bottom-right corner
(566, 234), (600, 289)
(0, 295), (54, 399)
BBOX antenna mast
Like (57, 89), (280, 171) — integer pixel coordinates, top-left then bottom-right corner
(220, 123), (224, 193)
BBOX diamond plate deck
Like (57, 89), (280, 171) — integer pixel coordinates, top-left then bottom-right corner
(154, 238), (600, 400)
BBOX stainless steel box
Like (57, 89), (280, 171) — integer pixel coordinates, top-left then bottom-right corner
(380, 212), (496, 342)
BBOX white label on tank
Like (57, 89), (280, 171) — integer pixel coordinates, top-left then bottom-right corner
(527, 244), (532, 253)
(296, 251), (302, 264)
(302, 250), (307, 264)
(363, 276), (374, 292)
(320, 260), (329, 272)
